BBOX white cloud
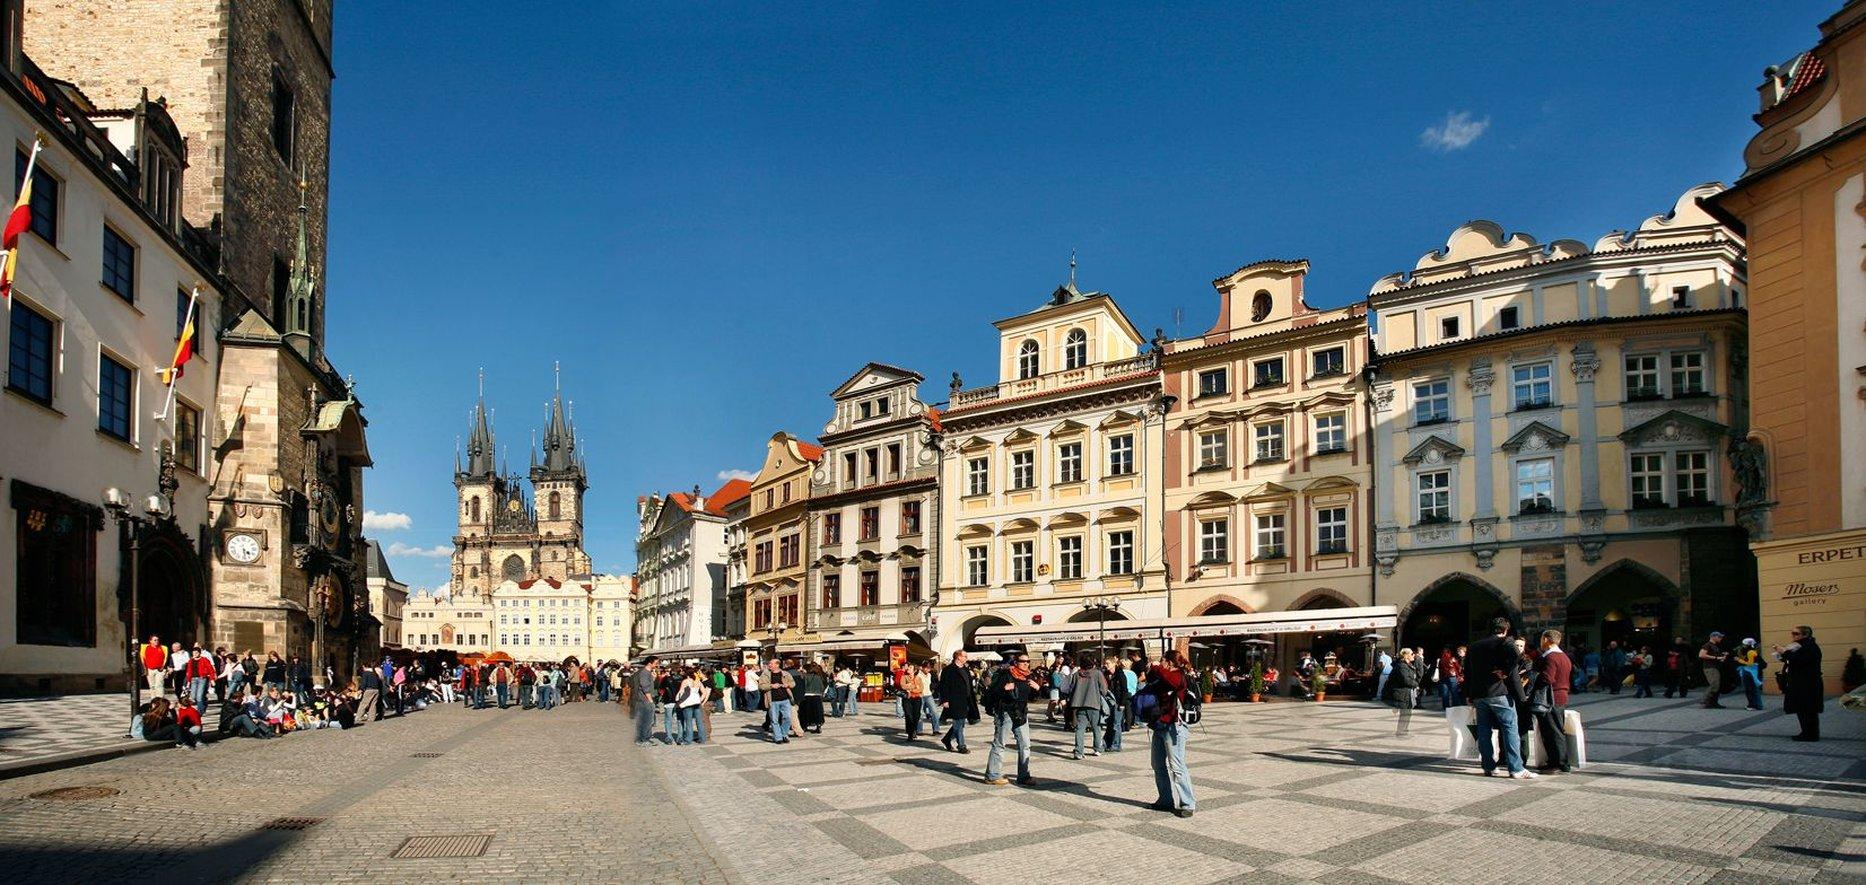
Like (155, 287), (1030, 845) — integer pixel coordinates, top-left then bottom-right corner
(362, 510), (412, 531)
(1419, 111), (1490, 152)
(716, 469), (756, 482)
(386, 541), (452, 558)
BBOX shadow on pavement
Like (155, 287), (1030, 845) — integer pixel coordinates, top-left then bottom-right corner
(0, 829), (298, 885)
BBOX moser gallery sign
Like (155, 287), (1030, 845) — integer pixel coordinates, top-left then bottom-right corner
(1756, 531), (1866, 696)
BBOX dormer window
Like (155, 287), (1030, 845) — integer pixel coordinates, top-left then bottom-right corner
(1671, 285), (1692, 309)
(1064, 329), (1088, 369)
(1017, 340), (1039, 379)
(1440, 316), (1461, 340)
(1499, 306), (1520, 330)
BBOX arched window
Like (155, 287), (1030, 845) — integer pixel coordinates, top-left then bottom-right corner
(470, 497), (481, 522)
(549, 491), (561, 520)
(1017, 340), (1040, 379)
(1064, 329), (1088, 369)
(469, 566), (478, 578)
(502, 554), (526, 582)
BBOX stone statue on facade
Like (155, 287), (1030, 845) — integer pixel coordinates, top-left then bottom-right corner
(1729, 437), (1768, 505)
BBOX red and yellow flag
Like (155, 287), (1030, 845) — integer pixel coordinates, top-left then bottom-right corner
(161, 287), (199, 386)
(0, 136), (41, 305)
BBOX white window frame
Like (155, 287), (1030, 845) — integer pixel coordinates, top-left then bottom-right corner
(1106, 530), (1134, 575)
(1197, 367), (1228, 397)
(1107, 434), (1135, 476)
(1413, 379), (1450, 424)
(1251, 356), (1286, 388)
(1056, 441), (1082, 484)
(1197, 429), (1228, 469)
(966, 456), (990, 496)
(1057, 535), (1083, 580)
(1313, 412), (1346, 454)
(1511, 363), (1553, 411)
(1253, 514), (1286, 560)
(966, 545), (989, 586)
(1009, 449), (1035, 490)
(1316, 507), (1347, 554)
(1198, 518), (1229, 564)
(1417, 470), (1451, 523)
(1629, 452), (1666, 508)
(1624, 355), (1661, 400)
(1515, 457), (1555, 514)
(1010, 540), (1034, 583)
(1017, 340), (1040, 379)
(1063, 329), (1088, 369)
(1252, 421), (1285, 462)
(1674, 450), (1711, 507)
(1669, 352), (1705, 396)
(1311, 347), (1345, 378)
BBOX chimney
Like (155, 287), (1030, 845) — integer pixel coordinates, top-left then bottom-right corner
(691, 484), (706, 512)
(1759, 64), (1786, 112)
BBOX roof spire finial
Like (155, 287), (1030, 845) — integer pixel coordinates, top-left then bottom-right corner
(477, 366), (485, 399)
(554, 360), (561, 393)
(1069, 248), (1077, 285)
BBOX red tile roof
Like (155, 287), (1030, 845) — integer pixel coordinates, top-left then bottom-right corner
(1781, 52), (1826, 106)
(927, 407), (943, 432)
(797, 441), (825, 461)
(704, 478), (752, 514)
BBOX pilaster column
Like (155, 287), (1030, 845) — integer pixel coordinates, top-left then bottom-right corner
(1571, 343), (1608, 563)
(1371, 381), (1398, 576)
(1467, 360), (1496, 519)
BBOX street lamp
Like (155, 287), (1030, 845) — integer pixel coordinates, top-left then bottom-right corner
(767, 619), (788, 663)
(103, 486), (167, 732)
(1081, 596), (1122, 660)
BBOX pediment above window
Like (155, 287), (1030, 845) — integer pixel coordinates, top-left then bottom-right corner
(1499, 420), (1570, 454)
(1402, 434), (1466, 466)
(1617, 410), (1728, 447)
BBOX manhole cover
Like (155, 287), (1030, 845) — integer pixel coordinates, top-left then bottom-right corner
(260, 817), (323, 831)
(392, 834), (491, 859)
(409, 752), (443, 758)
(30, 785), (120, 800)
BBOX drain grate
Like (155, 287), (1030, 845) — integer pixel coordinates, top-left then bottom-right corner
(409, 752), (444, 758)
(30, 785), (120, 800)
(392, 834), (491, 859)
(260, 817), (323, 831)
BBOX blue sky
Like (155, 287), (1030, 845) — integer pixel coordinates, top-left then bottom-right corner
(327, 2), (1831, 588)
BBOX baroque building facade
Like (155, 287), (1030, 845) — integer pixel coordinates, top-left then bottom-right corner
(932, 275), (1169, 657)
(1707, 0), (1866, 692)
(451, 378), (592, 598)
(743, 433), (821, 649)
(1368, 185), (1754, 656)
(401, 575), (631, 663)
(633, 478), (747, 655)
(1161, 259), (1374, 666)
(804, 363), (941, 656)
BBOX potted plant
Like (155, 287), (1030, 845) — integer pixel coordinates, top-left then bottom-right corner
(1249, 662), (1265, 703)
(1200, 667), (1215, 703)
(1312, 668), (1329, 702)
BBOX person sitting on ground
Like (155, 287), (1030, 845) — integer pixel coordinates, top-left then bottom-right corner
(219, 689), (271, 738)
(141, 697), (180, 744)
(173, 695), (204, 749)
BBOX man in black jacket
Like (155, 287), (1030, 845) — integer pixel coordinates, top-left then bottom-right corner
(985, 653), (1039, 786)
(936, 651), (979, 753)
(1466, 617), (1534, 779)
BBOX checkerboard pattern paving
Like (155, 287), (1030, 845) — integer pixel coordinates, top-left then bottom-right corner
(646, 693), (1866, 884)
(0, 695), (141, 769)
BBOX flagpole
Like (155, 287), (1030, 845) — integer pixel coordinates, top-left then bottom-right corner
(0, 133), (44, 309)
(155, 284), (201, 424)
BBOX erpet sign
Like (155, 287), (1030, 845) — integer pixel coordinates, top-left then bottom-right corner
(1755, 530), (1866, 696)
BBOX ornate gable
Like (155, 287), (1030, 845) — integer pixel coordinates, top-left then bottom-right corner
(1402, 434), (1467, 466)
(1500, 420), (1571, 454)
(1618, 410), (1729, 447)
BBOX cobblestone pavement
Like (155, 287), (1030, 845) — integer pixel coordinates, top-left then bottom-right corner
(0, 699), (728, 884)
(648, 692), (1864, 885)
(0, 694), (143, 770)
(0, 691), (1861, 884)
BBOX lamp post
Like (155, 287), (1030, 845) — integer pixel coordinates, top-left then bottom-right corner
(767, 619), (787, 664)
(1081, 596), (1122, 660)
(104, 487), (166, 730)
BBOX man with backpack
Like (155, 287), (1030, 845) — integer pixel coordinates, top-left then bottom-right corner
(984, 653), (1039, 786)
(1138, 649), (1197, 817)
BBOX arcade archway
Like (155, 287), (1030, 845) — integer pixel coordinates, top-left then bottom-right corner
(1563, 560), (1678, 657)
(135, 529), (205, 647)
(1398, 573), (1517, 663)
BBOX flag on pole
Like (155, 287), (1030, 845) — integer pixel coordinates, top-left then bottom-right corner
(1, 134), (43, 307)
(160, 286), (200, 386)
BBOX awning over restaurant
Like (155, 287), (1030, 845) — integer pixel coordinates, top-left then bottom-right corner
(632, 643), (738, 663)
(970, 606), (1399, 647)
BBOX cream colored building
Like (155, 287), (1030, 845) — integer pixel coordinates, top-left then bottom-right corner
(1369, 185), (1752, 655)
(363, 540), (407, 651)
(634, 478), (747, 655)
(1708, 1), (1866, 693)
(1161, 259), (1373, 666)
(0, 71), (220, 693)
(933, 274), (1169, 657)
(804, 364), (941, 658)
(403, 575), (631, 663)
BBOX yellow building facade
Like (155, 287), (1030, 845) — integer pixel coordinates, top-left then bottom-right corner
(1370, 186), (1754, 656)
(1161, 259), (1374, 667)
(743, 433), (822, 651)
(1708, 0), (1866, 693)
(932, 277), (1168, 657)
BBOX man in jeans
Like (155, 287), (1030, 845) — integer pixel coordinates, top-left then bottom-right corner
(1466, 617), (1535, 779)
(631, 659), (658, 745)
(762, 659), (795, 744)
(985, 654), (1038, 786)
(1144, 649), (1197, 817)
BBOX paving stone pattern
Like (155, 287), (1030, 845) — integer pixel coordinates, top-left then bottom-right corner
(0, 691), (1860, 883)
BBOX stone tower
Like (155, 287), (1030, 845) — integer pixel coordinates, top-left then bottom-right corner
(24, 0), (336, 339)
(453, 384), (500, 596)
(530, 367), (590, 581)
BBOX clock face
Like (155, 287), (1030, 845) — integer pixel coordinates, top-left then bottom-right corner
(508, 499), (522, 513)
(226, 533), (262, 564)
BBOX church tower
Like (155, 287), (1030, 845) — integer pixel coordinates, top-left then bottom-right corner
(531, 366), (590, 580)
(453, 377), (499, 596)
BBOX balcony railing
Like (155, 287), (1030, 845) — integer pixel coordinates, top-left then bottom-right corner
(808, 602), (924, 631)
(950, 354), (1158, 409)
